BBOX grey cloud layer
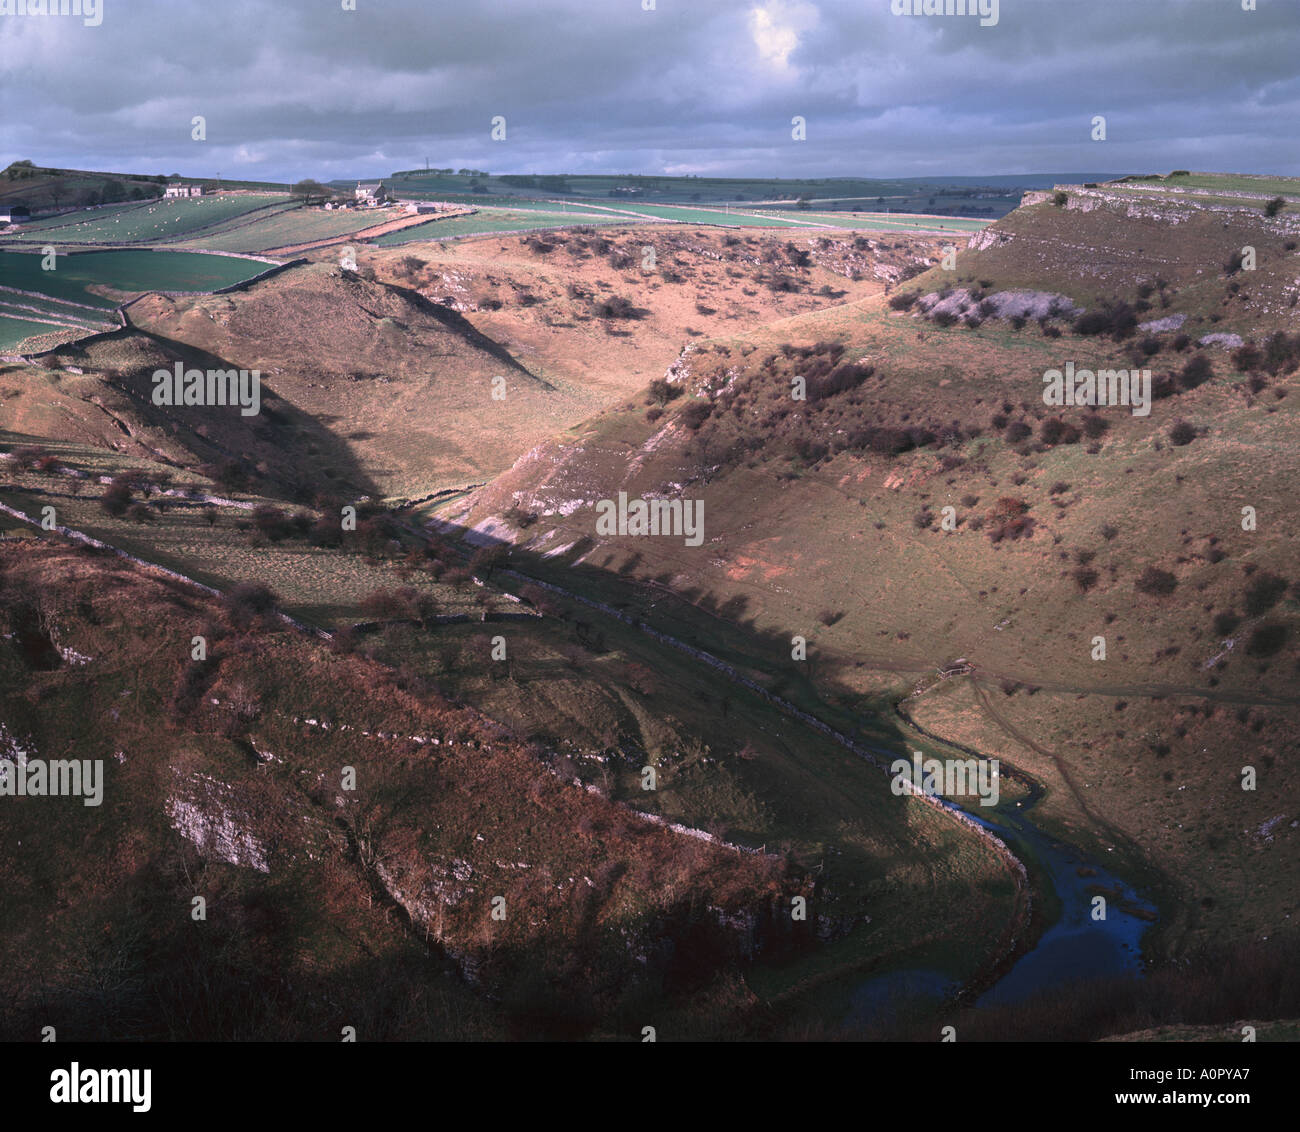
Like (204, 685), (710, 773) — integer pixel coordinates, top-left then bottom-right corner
(1, 0), (1294, 180)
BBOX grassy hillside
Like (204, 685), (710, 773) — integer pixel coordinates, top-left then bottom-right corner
(447, 188), (1300, 963)
(0, 439), (1020, 1035)
(0, 540), (814, 1039)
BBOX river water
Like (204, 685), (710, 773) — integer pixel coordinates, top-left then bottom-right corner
(846, 780), (1156, 1026)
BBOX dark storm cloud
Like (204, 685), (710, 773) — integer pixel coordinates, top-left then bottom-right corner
(1, 0), (1295, 181)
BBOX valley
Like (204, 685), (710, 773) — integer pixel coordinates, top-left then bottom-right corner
(2, 164), (1298, 1042)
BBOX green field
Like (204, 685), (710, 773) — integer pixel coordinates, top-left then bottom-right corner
(161, 199), (302, 245)
(0, 297), (113, 347)
(763, 210), (991, 232)
(175, 206), (407, 253)
(590, 202), (825, 227)
(0, 287), (112, 320)
(370, 199), (978, 244)
(370, 207), (632, 246)
(0, 194), (292, 245)
(0, 248), (270, 304)
(9, 200), (148, 235)
(399, 194), (614, 213)
(1138, 172), (1300, 198)
(0, 314), (63, 351)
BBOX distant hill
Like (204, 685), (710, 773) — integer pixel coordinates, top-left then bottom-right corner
(0, 160), (290, 212)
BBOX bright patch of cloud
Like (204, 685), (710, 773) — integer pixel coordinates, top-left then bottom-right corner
(749, 2), (818, 72)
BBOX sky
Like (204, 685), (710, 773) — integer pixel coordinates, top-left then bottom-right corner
(1, 0), (1296, 184)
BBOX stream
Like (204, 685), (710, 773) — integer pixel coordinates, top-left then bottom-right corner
(847, 771), (1157, 1025)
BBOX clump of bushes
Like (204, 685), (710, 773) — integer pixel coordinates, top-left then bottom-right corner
(1073, 299), (1138, 340)
(1135, 565), (1178, 596)
(1040, 417), (1081, 446)
(808, 361), (874, 402)
(647, 378), (684, 406)
(223, 582), (280, 630)
(679, 400), (714, 430)
(1245, 622), (1287, 657)
(1212, 610), (1241, 636)
(503, 504), (540, 529)
(763, 271), (802, 294)
(1179, 353), (1214, 390)
(1262, 331), (1300, 375)
(1082, 415), (1109, 439)
(592, 295), (646, 320)
(986, 497), (1032, 543)
(100, 476), (133, 518)
(1243, 571), (1289, 616)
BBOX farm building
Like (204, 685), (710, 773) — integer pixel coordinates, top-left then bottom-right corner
(0, 205), (31, 223)
(405, 201), (445, 214)
(164, 183), (204, 198)
(355, 181), (389, 206)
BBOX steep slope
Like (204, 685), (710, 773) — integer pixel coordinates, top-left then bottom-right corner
(446, 189), (1300, 961)
(0, 540), (801, 1039)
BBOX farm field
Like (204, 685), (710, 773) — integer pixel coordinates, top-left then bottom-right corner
(161, 199), (301, 243)
(175, 205), (420, 253)
(0, 314), (64, 351)
(1136, 172), (1300, 198)
(175, 207), (392, 254)
(0, 284), (119, 351)
(0, 302), (111, 340)
(370, 207), (632, 245)
(594, 202), (826, 227)
(6, 200), (148, 235)
(0, 286), (113, 321)
(0, 248), (269, 304)
(0, 193), (291, 245)
(399, 194), (609, 213)
(759, 210), (991, 232)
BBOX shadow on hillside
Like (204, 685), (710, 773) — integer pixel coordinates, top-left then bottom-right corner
(93, 328), (382, 504)
(457, 524), (886, 751)
(379, 278), (556, 391)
